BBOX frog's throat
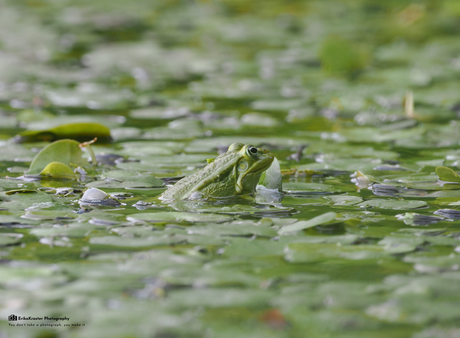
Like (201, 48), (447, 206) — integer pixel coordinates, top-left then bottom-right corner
(236, 174), (243, 194)
(235, 167), (262, 194)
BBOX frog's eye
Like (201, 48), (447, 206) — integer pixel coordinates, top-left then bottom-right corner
(246, 146), (258, 157)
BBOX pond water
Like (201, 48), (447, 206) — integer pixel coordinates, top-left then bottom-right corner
(1, 1), (460, 337)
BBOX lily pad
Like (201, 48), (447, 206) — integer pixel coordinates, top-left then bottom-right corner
(127, 212), (233, 223)
(319, 35), (370, 75)
(325, 195), (363, 206)
(13, 122), (112, 143)
(86, 174), (164, 189)
(167, 288), (274, 308)
(89, 235), (190, 247)
(187, 222), (278, 238)
(285, 243), (387, 263)
(435, 166), (460, 183)
(378, 235), (424, 254)
(279, 212), (337, 234)
(188, 204), (294, 217)
(0, 233), (23, 246)
(222, 238), (286, 257)
(283, 183), (353, 194)
(357, 199), (427, 210)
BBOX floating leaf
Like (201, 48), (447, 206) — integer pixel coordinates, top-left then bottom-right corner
(325, 195), (363, 206)
(167, 288), (274, 308)
(14, 122), (112, 143)
(357, 199), (427, 210)
(241, 112), (278, 127)
(16, 109), (55, 123)
(435, 166), (460, 183)
(283, 182), (352, 194)
(319, 35), (370, 75)
(222, 238), (286, 257)
(89, 235), (189, 247)
(0, 233), (23, 246)
(285, 242), (387, 263)
(86, 173), (164, 189)
(279, 212), (337, 234)
(127, 212), (233, 223)
(188, 222), (278, 238)
(378, 235), (424, 254)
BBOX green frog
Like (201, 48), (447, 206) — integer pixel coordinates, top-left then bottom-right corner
(159, 143), (274, 201)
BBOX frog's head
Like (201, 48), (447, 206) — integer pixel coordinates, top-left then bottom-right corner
(227, 142), (274, 195)
(159, 142), (275, 201)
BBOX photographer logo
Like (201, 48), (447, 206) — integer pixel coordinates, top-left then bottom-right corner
(8, 314), (18, 322)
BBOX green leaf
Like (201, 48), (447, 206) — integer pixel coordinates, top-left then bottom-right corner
(89, 235), (190, 247)
(279, 212), (337, 234)
(258, 157), (282, 191)
(378, 235), (424, 254)
(325, 195), (363, 206)
(167, 288), (274, 308)
(28, 139), (87, 174)
(283, 182), (353, 194)
(127, 212), (233, 224)
(357, 199), (427, 210)
(16, 109), (56, 123)
(319, 35), (370, 75)
(285, 243), (387, 262)
(0, 233), (23, 246)
(435, 166), (460, 183)
(188, 222), (278, 238)
(222, 238), (286, 257)
(39, 162), (76, 178)
(14, 122), (112, 143)
(86, 173), (164, 189)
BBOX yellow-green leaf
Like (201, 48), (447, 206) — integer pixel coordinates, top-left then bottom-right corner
(435, 166), (460, 183)
(14, 122), (112, 143)
(40, 162), (76, 179)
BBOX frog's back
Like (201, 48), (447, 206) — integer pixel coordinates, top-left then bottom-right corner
(159, 153), (237, 200)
